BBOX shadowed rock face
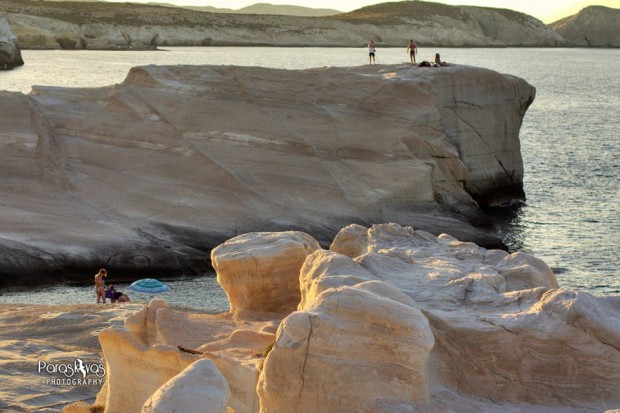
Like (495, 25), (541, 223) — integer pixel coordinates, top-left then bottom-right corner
(0, 14), (24, 69)
(0, 64), (534, 287)
(550, 6), (620, 47)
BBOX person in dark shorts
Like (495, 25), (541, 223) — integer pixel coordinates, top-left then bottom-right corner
(407, 39), (418, 64)
(368, 39), (376, 65)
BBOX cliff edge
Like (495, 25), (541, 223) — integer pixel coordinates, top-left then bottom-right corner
(0, 64), (534, 287)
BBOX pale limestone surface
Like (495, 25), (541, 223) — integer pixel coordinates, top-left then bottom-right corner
(328, 223), (620, 410)
(0, 13), (23, 69)
(551, 6), (620, 47)
(211, 231), (321, 314)
(258, 282), (435, 413)
(0, 303), (141, 413)
(0, 64), (534, 287)
(142, 359), (230, 413)
(97, 299), (278, 413)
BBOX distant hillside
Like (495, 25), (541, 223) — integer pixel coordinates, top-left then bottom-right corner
(236, 3), (340, 17)
(33, 1), (341, 16)
(2, 0), (567, 49)
(550, 6), (620, 47)
(132, 1), (340, 16)
(335, 1), (565, 47)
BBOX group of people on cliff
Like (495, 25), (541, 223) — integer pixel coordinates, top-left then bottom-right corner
(94, 268), (130, 304)
(368, 39), (448, 67)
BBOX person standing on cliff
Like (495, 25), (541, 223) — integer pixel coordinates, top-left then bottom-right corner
(94, 268), (107, 304)
(368, 39), (376, 65)
(407, 39), (418, 65)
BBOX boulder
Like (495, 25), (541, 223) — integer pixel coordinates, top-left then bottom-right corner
(142, 359), (230, 413)
(258, 283), (435, 413)
(98, 324), (200, 413)
(99, 298), (278, 413)
(0, 13), (24, 69)
(211, 231), (321, 314)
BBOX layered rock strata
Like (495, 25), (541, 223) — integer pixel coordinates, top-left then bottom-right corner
(0, 64), (534, 287)
(550, 6), (620, 47)
(0, 0), (567, 49)
(92, 225), (620, 413)
(0, 13), (24, 69)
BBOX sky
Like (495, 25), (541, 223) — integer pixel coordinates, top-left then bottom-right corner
(108, 0), (620, 23)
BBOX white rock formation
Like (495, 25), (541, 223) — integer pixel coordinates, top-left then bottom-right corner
(0, 13), (23, 69)
(211, 231), (321, 314)
(89, 226), (620, 412)
(0, 64), (534, 287)
(97, 298), (278, 413)
(142, 359), (230, 413)
(550, 6), (620, 47)
(327, 223), (620, 410)
(258, 282), (435, 413)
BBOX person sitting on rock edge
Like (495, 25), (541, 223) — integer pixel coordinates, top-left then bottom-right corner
(434, 53), (449, 66)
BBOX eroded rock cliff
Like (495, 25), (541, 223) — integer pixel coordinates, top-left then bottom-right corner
(0, 64), (533, 286)
(0, 64), (534, 287)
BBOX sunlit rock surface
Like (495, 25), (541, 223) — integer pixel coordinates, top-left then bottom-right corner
(0, 13), (23, 69)
(50, 225), (620, 412)
(258, 282), (435, 412)
(0, 64), (534, 287)
(211, 231), (321, 314)
(141, 359), (230, 413)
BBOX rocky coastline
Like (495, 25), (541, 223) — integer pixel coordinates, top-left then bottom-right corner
(0, 63), (534, 288)
(3, 224), (618, 412)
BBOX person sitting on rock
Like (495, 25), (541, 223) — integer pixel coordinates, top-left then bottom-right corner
(434, 53), (449, 66)
(106, 284), (118, 303)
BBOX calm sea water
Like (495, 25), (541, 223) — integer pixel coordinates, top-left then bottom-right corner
(0, 47), (618, 308)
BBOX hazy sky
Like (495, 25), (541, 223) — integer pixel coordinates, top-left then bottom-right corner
(109, 0), (620, 23)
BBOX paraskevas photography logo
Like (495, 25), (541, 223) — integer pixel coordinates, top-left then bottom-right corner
(38, 358), (106, 386)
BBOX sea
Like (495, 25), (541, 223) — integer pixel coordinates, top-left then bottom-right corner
(0, 47), (618, 311)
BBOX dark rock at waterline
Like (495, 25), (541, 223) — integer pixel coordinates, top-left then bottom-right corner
(0, 14), (24, 70)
